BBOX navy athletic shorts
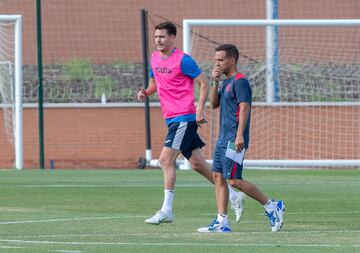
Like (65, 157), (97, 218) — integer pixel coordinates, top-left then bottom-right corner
(212, 145), (246, 179)
(164, 121), (205, 159)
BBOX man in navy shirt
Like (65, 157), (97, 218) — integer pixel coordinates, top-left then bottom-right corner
(198, 44), (285, 233)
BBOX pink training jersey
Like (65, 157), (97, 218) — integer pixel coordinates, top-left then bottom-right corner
(151, 49), (196, 119)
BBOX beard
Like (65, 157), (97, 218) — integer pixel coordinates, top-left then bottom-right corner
(222, 69), (230, 75)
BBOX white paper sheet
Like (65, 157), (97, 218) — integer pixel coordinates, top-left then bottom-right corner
(225, 141), (245, 165)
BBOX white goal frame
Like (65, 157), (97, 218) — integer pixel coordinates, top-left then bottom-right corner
(0, 15), (23, 170)
(181, 19), (360, 168)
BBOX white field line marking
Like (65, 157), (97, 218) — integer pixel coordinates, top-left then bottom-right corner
(0, 245), (25, 249)
(1, 209), (359, 225)
(199, 210), (360, 216)
(2, 180), (360, 188)
(0, 215), (146, 225)
(1, 245), (85, 253)
(9, 229), (360, 239)
(50, 250), (84, 253)
(4, 184), (203, 188)
(279, 210), (360, 215)
(0, 239), (360, 248)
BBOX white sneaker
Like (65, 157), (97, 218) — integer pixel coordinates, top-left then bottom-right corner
(145, 210), (173, 225)
(197, 218), (232, 233)
(231, 192), (245, 223)
(265, 200), (285, 232)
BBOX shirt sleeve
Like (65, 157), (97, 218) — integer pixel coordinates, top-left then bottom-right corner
(180, 54), (201, 79)
(149, 66), (154, 78)
(233, 79), (252, 105)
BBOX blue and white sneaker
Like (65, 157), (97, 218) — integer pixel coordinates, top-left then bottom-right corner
(266, 200), (285, 232)
(197, 218), (232, 233)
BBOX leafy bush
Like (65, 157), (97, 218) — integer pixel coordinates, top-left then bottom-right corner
(111, 59), (136, 71)
(63, 58), (94, 81)
(94, 76), (117, 98)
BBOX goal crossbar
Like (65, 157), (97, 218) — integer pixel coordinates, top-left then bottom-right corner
(183, 19), (360, 53)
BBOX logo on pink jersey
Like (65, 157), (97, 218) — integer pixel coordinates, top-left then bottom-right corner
(155, 67), (172, 74)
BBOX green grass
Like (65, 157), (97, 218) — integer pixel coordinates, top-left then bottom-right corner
(0, 169), (359, 253)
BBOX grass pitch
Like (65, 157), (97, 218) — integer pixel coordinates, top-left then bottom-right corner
(0, 168), (359, 253)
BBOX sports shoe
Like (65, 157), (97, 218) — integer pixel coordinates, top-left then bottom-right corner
(145, 210), (173, 225)
(265, 200), (285, 232)
(197, 218), (232, 233)
(230, 192), (245, 223)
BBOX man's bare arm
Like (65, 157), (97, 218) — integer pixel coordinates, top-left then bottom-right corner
(137, 78), (157, 101)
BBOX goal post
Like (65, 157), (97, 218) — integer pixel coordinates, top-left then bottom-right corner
(183, 19), (360, 168)
(0, 15), (23, 170)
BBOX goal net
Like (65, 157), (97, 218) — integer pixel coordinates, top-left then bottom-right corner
(0, 15), (23, 170)
(184, 19), (360, 168)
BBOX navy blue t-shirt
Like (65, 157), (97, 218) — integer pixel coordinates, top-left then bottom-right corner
(216, 73), (252, 149)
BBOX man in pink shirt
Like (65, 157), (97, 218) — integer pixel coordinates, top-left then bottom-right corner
(137, 22), (245, 225)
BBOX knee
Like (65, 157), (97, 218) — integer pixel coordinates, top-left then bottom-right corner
(228, 179), (236, 187)
(228, 179), (243, 189)
(158, 156), (174, 169)
(213, 172), (225, 184)
(191, 159), (208, 171)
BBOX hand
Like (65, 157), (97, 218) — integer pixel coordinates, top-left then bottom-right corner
(212, 65), (223, 83)
(196, 108), (207, 127)
(234, 135), (244, 152)
(137, 88), (147, 101)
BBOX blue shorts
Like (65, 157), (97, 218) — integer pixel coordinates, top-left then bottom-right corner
(164, 121), (205, 159)
(212, 145), (245, 179)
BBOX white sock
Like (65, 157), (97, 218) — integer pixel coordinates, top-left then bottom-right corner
(263, 199), (276, 213)
(217, 214), (228, 225)
(227, 182), (238, 202)
(160, 189), (174, 214)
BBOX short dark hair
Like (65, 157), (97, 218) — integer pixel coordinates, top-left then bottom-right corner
(215, 44), (239, 63)
(155, 21), (177, 36)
